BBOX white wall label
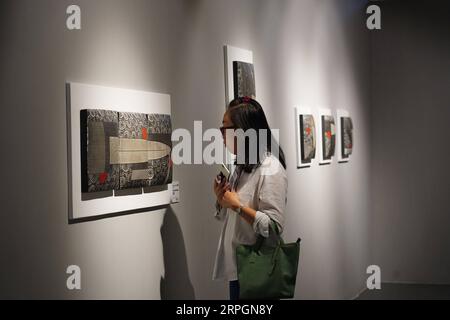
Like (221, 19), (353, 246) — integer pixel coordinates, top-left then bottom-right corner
(366, 4), (381, 30)
(66, 5), (81, 30)
(171, 181), (180, 204)
(366, 265), (381, 290)
(66, 265), (81, 290)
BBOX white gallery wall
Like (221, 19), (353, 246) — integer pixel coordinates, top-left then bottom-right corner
(0, 0), (178, 299)
(163, 0), (372, 299)
(7, 0), (449, 300)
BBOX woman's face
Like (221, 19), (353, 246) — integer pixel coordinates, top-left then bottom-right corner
(222, 111), (237, 155)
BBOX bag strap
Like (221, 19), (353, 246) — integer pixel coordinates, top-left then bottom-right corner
(253, 220), (284, 251)
(269, 221), (284, 245)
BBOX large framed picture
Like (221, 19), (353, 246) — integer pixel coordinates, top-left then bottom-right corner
(67, 82), (173, 221)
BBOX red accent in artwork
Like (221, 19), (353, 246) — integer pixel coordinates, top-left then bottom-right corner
(326, 131), (332, 139)
(142, 128), (148, 140)
(306, 127), (311, 135)
(99, 172), (108, 184)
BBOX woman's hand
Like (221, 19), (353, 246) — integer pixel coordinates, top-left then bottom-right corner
(220, 190), (241, 210)
(213, 176), (230, 207)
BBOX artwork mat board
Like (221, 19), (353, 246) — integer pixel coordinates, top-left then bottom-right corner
(67, 82), (173, 221)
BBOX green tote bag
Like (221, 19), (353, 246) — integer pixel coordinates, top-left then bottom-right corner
(236, 222), (301, 300)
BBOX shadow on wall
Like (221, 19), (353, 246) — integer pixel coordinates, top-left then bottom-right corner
(160, 207), (195, 299)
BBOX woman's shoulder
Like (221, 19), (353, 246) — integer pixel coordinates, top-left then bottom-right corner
(259, 153), (286, 178)
(261, 152), (284, 167)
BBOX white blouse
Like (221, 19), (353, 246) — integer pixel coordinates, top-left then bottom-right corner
(212, 154), (288, 281)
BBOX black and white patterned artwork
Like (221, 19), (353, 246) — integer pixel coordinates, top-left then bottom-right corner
(336, 109), (353, 163)
(341, 117), (353, 159)
(321, 115), (336, 161)
(81, 110), (173, 193)
(295, 107), (317, 168)
(233, 61), (256, 99)
(300, 114), (316, 163)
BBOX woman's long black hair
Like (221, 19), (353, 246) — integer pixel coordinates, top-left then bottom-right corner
(227, 97), (286, 173)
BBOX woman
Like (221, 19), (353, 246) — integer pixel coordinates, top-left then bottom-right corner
(212, 97), (288, 300)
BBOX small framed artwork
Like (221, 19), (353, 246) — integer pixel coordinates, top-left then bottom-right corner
(336, 109), (353, 163)
(224, 45), (254, 170)
(80, 110), (173, 193)
(295, 107), (316, 168)
(233, 61), (256, 99)
(318, 108), (336, 165)
(224, 45), (254, 104)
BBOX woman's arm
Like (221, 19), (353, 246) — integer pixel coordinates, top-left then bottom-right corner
(220, 159), (287, 237)
(221, 185), (284, 237)
(220, 190), (257, 225)
(253, 169), (287, 237)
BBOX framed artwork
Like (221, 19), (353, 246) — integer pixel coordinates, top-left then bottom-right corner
(224, 45), (254, 170)
(224, 45), (254, 105)
(295, 107), (316, 168)
(81, 110), (172, 193)
(336, 109), (353, 162)
(233, 61), (256, 99)
(318, 109), (336, 164)
(67, 82), (173, 221)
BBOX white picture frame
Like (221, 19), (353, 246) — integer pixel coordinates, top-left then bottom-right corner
(66, 82), (173, 221)
(295, 106), (317, 168)
(318, 108), (336, 165)
(223, 45), (254, 169)
(224, 45), (254, 105)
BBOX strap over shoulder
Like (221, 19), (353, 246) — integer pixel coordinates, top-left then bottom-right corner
(254, 220), (284, 251)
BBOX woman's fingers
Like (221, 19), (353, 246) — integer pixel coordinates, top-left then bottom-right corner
(220, 183), (230, 194)
(220, 190), (237, 209)
(219, 184), (230, 198)
(218, 188), (226, 199)
(214, 177), (231, 200)
(213, 176), (225, 194)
